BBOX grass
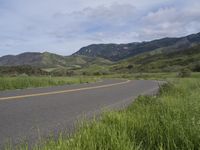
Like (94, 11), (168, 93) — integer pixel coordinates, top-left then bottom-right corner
(1, 72), (193, 91)
(0, 76), (98, 91)
(111, 44), (200, 73)
(6, 78), (200, 150)
(0, 72), (179, 91)
(100, 72), (178, 80)
(100, 72), (200, 80)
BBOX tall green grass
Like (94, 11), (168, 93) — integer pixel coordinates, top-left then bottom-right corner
(5, 79), (200, 150)
(0, 76), (98, 91)
(102, 72), (200, 80)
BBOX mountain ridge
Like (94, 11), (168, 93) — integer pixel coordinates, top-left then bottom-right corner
(74, 32), (200, 61)
(0, 32), (200, 67)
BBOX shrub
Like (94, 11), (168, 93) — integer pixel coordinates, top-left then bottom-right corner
(93, 71), (102, 76)
(127, 65), (134, 70)
(177, 68), (191, 78)
(192, 63), (200, 72)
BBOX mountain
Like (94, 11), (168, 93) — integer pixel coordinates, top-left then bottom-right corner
(0, 32), (200, 73)
(0, 52), (112, 67)
(74, 32), (200, 61)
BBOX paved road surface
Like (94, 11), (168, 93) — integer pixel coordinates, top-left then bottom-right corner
(0, 79), (160, 147)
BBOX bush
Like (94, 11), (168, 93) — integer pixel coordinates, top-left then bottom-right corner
(93, 71), (102, 76)
(178, 68), (191, 78)
(192, 63), (200, 72)
(127, 65), (134, 70)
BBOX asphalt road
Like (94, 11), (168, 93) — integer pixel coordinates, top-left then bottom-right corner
(0, 79), (161, 147)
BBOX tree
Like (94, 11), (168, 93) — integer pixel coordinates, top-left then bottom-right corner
(178, 68), (191, 78)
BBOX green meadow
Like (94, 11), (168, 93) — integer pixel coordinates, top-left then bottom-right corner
(0, 76), (98, 91)
(1, 72), (200, 91)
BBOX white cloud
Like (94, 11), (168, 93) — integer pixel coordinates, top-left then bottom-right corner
(0, 0), (200, 56)
(138, 2), (200, 40)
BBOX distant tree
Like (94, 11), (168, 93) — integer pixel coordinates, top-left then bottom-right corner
(93, 71), (102, 76)
(127, 65), (134, 70)
(178, 68), (191, 78)
(66, 71), (74, 76)
(192, 63), (200, 72)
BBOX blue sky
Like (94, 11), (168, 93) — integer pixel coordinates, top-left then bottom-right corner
(0, 0), (200, 56)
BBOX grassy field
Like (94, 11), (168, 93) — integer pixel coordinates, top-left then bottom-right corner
(6, 78), (200, 150)
(0, 76), (98, 91)
(0, 73), (173, 91)
(1, 72), (200, 91)
(100, 72), (200, 80)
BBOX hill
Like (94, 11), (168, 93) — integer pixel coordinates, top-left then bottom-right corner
(0, 66), (49, 76)
(0, 52), (112, 68)
(0, 32), (200, 75)
(111, 44), (200, 73)
(74, 32), (200, 61)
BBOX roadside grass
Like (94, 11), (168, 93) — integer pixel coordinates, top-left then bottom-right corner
(191, 72), (200, 78)
(100, 72), (177, 80)
(6, 78), (200, 150)
(1, 72), (200, 91)
(101, 72), (200, 80)
(0, 76), (98, 91)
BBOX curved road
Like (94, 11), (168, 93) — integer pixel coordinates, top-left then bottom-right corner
(0, 79), (160, 147)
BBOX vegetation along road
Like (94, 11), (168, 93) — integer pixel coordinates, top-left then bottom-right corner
(0, 79), (160, 147)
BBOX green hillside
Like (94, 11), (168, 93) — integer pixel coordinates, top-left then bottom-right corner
(39, 44), (200, 76)
(41, 52), (112, 67)
(0, 32), (200, 76)
(111, 44), (200, 73)
(0, 52), (112, 68)
(0, 66), (49, 76)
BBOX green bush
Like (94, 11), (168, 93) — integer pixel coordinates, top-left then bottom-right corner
(127, 64), (134, 70)
(192, 63), (200, 72)
(178, 68), (191, 77)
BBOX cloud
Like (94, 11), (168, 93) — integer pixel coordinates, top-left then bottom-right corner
(138, 2), (200, 40)
(0, 0), (200, 56)
(48, 3), (143, 46)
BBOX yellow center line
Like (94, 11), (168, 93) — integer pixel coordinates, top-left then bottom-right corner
(0, 80), (130, 101)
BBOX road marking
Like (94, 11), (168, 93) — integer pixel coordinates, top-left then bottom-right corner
(0, 80), (130, 101)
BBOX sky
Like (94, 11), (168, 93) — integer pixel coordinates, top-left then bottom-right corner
(0, 0), (200, 56)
